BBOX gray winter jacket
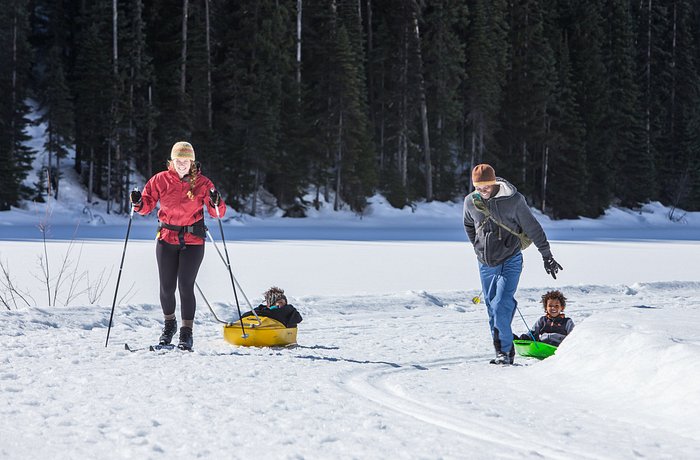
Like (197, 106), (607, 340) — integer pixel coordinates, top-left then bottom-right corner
(463, 178), (552, 267)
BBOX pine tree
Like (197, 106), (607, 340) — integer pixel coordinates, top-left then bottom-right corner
(634, 0), (671, 204)
(559, 0), (610, 216)
(14, 0), (700, 214)
(245, 0), (289, 215)
(32, 0), (75, 201)
(73, 1), (115, 201)
(683, 88), (700, 210)
(641, 0), (699, 209)
(667, 0), (700, 211)
(422, 0), (467, 201)
(146, 0), (191, 147)
(207, 1), (248, 204)
(374, 0), (422, 207)
(120, 0), (157, 180)
(330, 2), (376, 212)
(545, 35), (587, 219)
(604, 0), (654, 208)
(40, 45), (74, 200)
(271, 0), (311, 215)
(301, 0), (375, 212)
(463, 0), (507, 181)
(0, 0), (35, 210)
(206, 0), (297, 214)
(303, 0), (341, 208)
(498, 0), (557, 202)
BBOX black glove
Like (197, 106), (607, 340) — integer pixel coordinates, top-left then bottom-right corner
(209, 189), (221, 207)
(130, 190), (142, 205)
(543, 256), (563, 279)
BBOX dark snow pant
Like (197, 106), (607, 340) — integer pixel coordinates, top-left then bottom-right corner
(156, 240), (205, 321)
(478, 252), (523, 355)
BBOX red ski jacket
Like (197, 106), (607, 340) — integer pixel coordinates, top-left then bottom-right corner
(135, 167), (226, 246)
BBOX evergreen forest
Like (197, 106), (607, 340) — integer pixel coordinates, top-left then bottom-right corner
(2, 0), (700, 219)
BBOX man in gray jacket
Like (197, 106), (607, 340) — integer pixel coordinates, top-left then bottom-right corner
(463, 164), (562, 365)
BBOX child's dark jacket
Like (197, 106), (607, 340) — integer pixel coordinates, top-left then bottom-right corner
(242, 304), (303, 328)
(527, 315), (574, 346)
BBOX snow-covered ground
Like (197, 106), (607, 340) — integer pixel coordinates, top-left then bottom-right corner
(1, 114), (699, 458)
(2, 203), (700, 459)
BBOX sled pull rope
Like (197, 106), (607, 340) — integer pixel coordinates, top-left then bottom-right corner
(212, 195), (250, 337)
(516, 307), (541, 350)
(195, 282), (232, 325)
(205, 229), (260, 323)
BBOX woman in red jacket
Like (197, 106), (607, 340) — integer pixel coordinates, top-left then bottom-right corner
(129, 141), (226, 350)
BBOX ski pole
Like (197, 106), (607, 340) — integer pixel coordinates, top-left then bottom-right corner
(516, 306), (540, 349)
(212, 190), (247, 338)
(105, 188), (138, 347)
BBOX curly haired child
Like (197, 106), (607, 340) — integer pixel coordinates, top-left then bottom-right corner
(520, 290), (574, 346)
(241, 286), (303, 328)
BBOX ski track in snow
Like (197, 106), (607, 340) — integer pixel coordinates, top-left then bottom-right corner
(338, 353), (700, 460)
(340, 356), (601, 460)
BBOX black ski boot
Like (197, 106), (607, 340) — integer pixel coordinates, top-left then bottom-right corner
(490, 352), (510, 365)
(508, 347), (515, 365)
(177, 326), (193, 351)
(159, 319), (178, 345)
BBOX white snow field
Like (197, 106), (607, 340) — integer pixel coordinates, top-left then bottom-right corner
(1, 211), (700, 459)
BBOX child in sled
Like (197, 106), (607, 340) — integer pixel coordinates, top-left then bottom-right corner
(241, 286), (303, 328)
(519, 290), (574, 347)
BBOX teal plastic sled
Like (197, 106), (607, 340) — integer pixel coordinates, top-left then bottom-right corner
(513, 339), (558, 360)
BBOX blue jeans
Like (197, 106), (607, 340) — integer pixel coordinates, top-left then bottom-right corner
(478, 252), (523, 354)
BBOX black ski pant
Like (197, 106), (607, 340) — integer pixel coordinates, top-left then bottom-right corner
(155, 240), (205, 321)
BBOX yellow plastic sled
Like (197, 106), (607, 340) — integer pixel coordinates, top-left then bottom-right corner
(223, 315), (298, 347)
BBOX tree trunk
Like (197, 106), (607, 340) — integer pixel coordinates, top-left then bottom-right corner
(521, 140), (527, 185)
(379, 63), (385, 171)
(252, 167), (259, 216)
(117, 143), (125, 213)
(110, 0), (119, 213)
(205, 0), (213, 130)
(477, 118), (484, 164)
(296, 0), (302, 86)
(398, 21), (409, 188)
(367, 0), (373, 123)
(55, 134), (60, 200)
(412, 8), (432, 201)
(181, 0), (189, 97)
(123, 156), (131, 212)
(670, 1), (677, 137)
(107, 144), (112, 214)
(334, 111), (343, 211)
(113, 0), (118, 76)
(147, 85), (154, 177)
(470, 128), (476, 177)
(645, 0), (652, 167)
(11, 8), (17, 159)
(88, 147), (94, 203)
(47, 121), (54, 199)
(542, 145), (549, 212)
